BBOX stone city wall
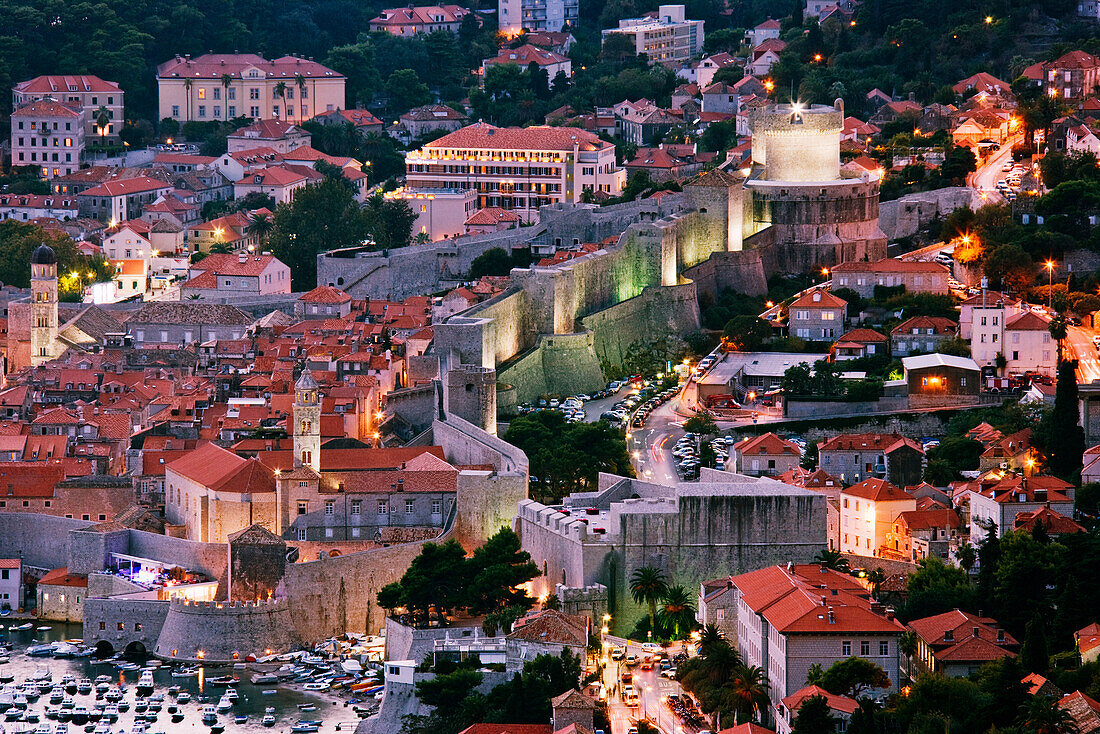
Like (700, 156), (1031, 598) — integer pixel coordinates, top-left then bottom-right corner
(497, 332), (606, 405)
(580, 282), (701, 368)
(0, 514), (93, 572)
(83, 597), (170, 655)
(154, 597), (301, 662)
(878, 187), (977, 241)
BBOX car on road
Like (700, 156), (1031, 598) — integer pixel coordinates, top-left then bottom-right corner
(611, 647), (624, 661)
(662, 667), (677, 679)
(625, 654), (637, 666)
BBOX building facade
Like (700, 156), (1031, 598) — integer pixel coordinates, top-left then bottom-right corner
(12, 75), (124, 143)
(156, 54), (345, 124)
(602, 5), (704, 66)
(405, 123), (625, 222)
(831, 259), (949, 299)
(10, 101), (86, 179)
(499, 0), (579, 34)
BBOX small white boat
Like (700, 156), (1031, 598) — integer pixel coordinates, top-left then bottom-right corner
(225, 688), (238, 701)
(135, 671), (154, 693)
(37, 626), (52, 631)
(11, 623), (33, 630)
(302, 682), (328, 691)
(169, 666), (198, 678)
(215, 695), (232, 713)
(176, 692), (191, 705)
(261, 713), (276, 726)
(201, 704), (217, 724)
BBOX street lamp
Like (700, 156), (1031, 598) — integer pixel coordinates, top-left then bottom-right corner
(1045, 260), (1055, 308)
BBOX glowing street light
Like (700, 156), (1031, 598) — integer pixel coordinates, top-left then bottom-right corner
(1045, 260), (1055, 308)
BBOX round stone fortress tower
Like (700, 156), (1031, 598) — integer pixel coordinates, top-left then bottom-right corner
(745, 99), (886, 267)
(751, 101), (843, 182)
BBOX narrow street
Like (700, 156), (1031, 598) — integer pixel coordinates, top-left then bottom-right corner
(599, 638), (698, 734)
(968, 135), (1020, 198)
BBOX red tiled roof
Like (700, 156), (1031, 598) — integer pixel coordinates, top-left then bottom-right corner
(818, 433), (924, 455)
(780, 685), (858, 716)
(230, 119), (307, 140)
(891, 316), (957, 337)
(484, 44), (569, 68)
(844, 478), (912, 503)
(371, 4), (470, 27)
(1013, 505), (1084, 535)
(0, 559), (21, 569)
(80, 177), (172, 198)
(507, 609), (588, 646)
(832, 258), (948, 274)
(465, 207), (523, 226)
(1058, 691), (1100, 734)
(234, 165), (316, 187)
(734, 432), (800, 457)
(837, 328), (888, 343)
(15, 75), (121, 94)
(908, 609), (1017, 653)
(299, 286), (351, 304)
(425, 122), (611, 153)
(189, 253), (282, 278)
(895, 508), (961, 531)
(167, 442), (275, 494)
(38, 567), (88, 588)
(11, 100), (82, 118)
(1006, 310), (1051, 331)
(157, 54), (344, 81)
(790, 288), (846, 309)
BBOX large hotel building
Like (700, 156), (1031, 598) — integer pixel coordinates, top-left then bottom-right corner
(404, 123), (625, 222)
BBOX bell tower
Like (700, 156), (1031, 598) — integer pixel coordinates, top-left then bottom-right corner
(30, 243), (58, 367)
(293, 369), (321, 472)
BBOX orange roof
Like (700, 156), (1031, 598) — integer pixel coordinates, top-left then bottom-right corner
(780, 685), (858, 716)
(484, 44), (569, 68)
(15, 75), (120, 94)
(11, 100), (82, 118)
(789, 289), (846, 309)
(38, 567), (88, 588)
(158, 54), (343, 81)
(1013, 505), (1084, 535)
(80, 177), (171, 198)
(734, 432), (800, 457)
(895, 508), (961, 531)
(908, 609), (1017, 651)
(1006, 310), (1051, 331)
(844, 478), (912, 502)
(167, 442), (275, 494)
(299, 286), (352, 304)
(891, 316), (957, 337)
(190, 253), (282, 278)
(837, 328), (888, 343)
(425, 122), (611, 153)
(818, 433), (924, 455)
(0, 559), (21, 569)
(465, 207), (523, 226)
(456, 726), (552, 734)
(832, 258), (948, 274)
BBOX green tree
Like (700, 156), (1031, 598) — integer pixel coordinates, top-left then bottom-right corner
(682, 413), (718, 437)
(813, 549), (850, 572)
(791, 694), (838, 734)
(899, 630), (918, 682)
(630, 566), (669, 634)
(1020, 612), (1050, 674)
(244, 211), (273, 246)
(901, 555), (975, 622)
(722, 315), (772, 351)
(1048, 359), (1085, 480)
(982, 244), (1034, 292)
(391, 539), (469, 626)
(725, 665), (770, 724)
(1018, 694), (1080, 734)
(415, 667), (483, 709)
(268, 177), (371, 290)
(818, 657), (892, 698)
(362, 194), (417, 251)
(469, 247), (514, 278)
(386, 69), (431, 113)
(658, 585), (696, 639)
(940, 145), (977, 184)
(465, 527), (540, 615)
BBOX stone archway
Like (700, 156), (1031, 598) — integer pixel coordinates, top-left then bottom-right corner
(123, 641), (147, 660)
(93, 641), (114, 658)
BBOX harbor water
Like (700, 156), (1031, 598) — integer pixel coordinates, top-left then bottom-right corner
(0, 622), (366, 734)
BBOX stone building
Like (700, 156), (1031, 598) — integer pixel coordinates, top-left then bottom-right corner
(37, 567), (88, 622)
(227, 524), (286, 602)
(517, 470), (825, 632)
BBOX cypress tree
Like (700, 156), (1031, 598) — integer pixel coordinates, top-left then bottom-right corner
(1048, 359), (1084, 480)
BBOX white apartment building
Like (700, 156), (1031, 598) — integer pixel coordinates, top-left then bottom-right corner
(12, 75), (124, 142)
(499, 0), (579, 34)
(602, 5), (704, 66)
(10, 101), (86, 179)
(969, 475), (1075, 540)
(732, 564), (904, 703)
(0, 559), (21, 612)
(839, 478), (916, 558)
(405, 122), (625, 223)
(967, 295), (1055, 377)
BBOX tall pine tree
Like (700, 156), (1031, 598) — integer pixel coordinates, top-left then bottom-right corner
(1048, 359), (1085, 480)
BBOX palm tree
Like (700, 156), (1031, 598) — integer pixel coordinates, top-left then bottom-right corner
(220, 74), (233, 118)
(245, 211), (274, 246)
(1020, 695), (1080, 734)
(294, 74), (307, 122)
(274, 81), (288, 118)
(629, 566), (669, 635)
(899, 630), (918, 682)
(865, 567), (886, 599)
(94, 106), (110, 138)
(813, 549), (851, 573)
(726, 665), (770, 724)
(658, 585), (696, 639)
(183, 78), (194, 121)
(698, 624), (725, 657)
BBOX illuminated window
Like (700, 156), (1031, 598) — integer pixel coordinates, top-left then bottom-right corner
(197, 88), (206, 100)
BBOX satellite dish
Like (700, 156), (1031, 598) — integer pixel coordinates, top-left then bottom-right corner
(285, 547), (300, 563)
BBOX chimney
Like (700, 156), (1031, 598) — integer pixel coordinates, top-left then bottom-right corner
(827, 607), (835, 624)
(238, 253), (247, 264)
(885, 606), (896, 621)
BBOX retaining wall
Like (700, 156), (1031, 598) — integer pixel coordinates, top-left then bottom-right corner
(83, 597), (169, 654)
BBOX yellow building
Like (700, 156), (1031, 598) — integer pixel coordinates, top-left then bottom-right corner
(156, 54), (345, 124)
(839, 478), (916, 558)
